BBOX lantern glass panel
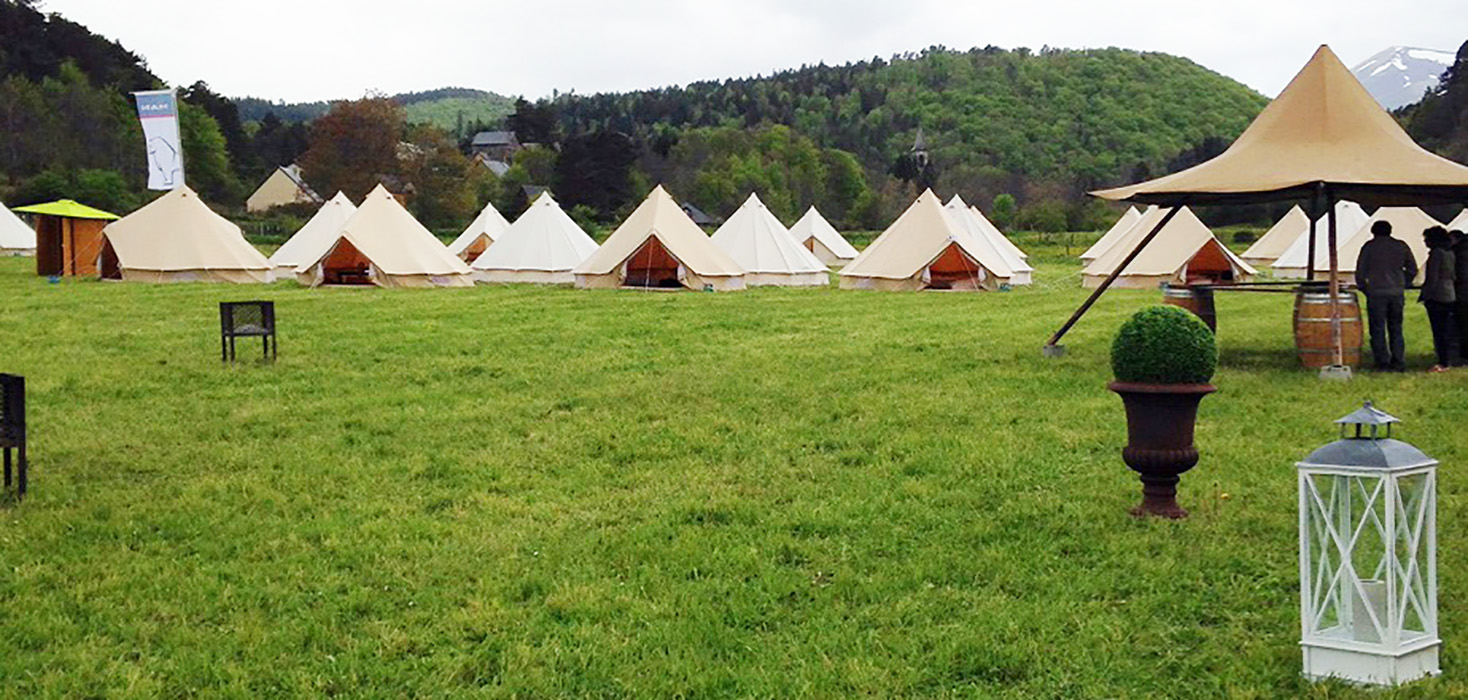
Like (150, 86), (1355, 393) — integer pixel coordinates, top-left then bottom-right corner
(1393, 472), (1433, 643)
(1304, 472), (1391, 645)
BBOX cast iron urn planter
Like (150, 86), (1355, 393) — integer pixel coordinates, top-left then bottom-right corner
(1107, 305), (1219, 519)
(1108, 381), (1215, 518)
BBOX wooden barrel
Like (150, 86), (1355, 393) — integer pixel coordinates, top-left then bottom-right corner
(1293, 290), (1362, 369)
(1162, 286), (1216, 333)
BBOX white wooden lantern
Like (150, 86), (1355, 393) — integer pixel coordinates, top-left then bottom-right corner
(1297, 402), (1439, 686)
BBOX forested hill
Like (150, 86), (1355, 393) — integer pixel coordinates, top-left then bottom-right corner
(235, 88), (516, 136)
(0, 0), (158, 92)
(0, 0), (1276, 231)
(551, 46), (1269, 206)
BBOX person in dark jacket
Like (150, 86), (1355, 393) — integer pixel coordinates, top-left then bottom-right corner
(1453, 229), (1468, 366)
(1419, 226), (1456, 372)
(1355, 220), (1418, 371)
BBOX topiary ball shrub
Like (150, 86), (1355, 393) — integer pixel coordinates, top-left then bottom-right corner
(1111, 305), (1218, 384)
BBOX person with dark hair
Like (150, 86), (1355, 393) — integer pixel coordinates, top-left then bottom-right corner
(1453, 229), (1468, 366)
(1355, 220), (1418, 371)
(1419, 226), (1457, 372)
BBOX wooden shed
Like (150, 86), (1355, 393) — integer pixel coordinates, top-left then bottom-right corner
(13, 200), (119, 277)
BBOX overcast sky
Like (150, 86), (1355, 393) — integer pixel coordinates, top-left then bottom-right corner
(43, 0), (1468, 103)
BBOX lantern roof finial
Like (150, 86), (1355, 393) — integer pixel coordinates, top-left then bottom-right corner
(1335, 400), (1399, 428)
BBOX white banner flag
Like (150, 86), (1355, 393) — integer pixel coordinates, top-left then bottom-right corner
(134, 90), (185, 190)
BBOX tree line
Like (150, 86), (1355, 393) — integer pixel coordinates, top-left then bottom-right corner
(0, 0), (1275, 232)
(6, 0), (1461, 237)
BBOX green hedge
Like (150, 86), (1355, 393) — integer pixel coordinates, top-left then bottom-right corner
(1111, 306), (1217, 384)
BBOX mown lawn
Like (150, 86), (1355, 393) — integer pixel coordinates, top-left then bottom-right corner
(0, 249), (1465, 698)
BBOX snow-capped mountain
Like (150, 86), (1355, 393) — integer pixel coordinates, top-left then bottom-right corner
(1351, 46), (1456, 110)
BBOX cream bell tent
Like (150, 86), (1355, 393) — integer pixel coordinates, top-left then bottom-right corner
(1269, 200), (1372, 278)
(1081, 206), (1255, 289)
(788, 206), (859, 267)
(966, 202), (1029, 262)
(471, 192), (599, 284)
(840, 189), (1009, 291)
(946, 195), (1033, 285)
(267, 192), (356, 279)
(1080, 207), (1143, 263)
(0, 202), (35, 255)
(448, 199), (511, 262)
(1275, 207), (1439, 284)
(574, 186), (746, 291)
(295, 185), (472, 288)
(246, 165), (321, 213)
(1242, 205), (1309, 267)
(709, 193), (829, 287)
(99, 187), (270, 283)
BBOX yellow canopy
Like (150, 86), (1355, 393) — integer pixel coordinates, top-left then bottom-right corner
(1093, 46), (1468, 206)
(13, 199), (118, 220)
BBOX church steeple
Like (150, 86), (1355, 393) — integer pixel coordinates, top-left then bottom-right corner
(910, 127), (929, 169)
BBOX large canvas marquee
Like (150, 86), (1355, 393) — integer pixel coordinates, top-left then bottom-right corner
(1094, 46), (1468, 206)
(1081, 206), (1254, 289)
(268, 192), (357, 279)
(840, 189), (1012, 291)
(471, 192), (599, 284)
(710, 194), (828, 287)
(295, 185), (472, 288)
(100, 187), (271, 283)
(0, 202), (35, 255)
(447, 200), (512, 262)
(787, 207), (859, 267)
(575, 186), (746, 291)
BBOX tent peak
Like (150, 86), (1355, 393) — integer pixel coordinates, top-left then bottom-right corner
(1091, 43), (1468, 207)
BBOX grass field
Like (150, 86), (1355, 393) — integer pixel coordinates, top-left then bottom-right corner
(0, 246), (1465, 698)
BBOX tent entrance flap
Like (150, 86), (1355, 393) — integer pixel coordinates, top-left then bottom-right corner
(1184, 240), (1241, 285)
(624, 237), (682, 288)
(322, 239), (373, 285)
(925, 242), (987, 291)
(459, 234), (490, 263)
(98, 238), (120, 280)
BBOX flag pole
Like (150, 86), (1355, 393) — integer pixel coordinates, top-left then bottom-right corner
(172, 88), (187, 188)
